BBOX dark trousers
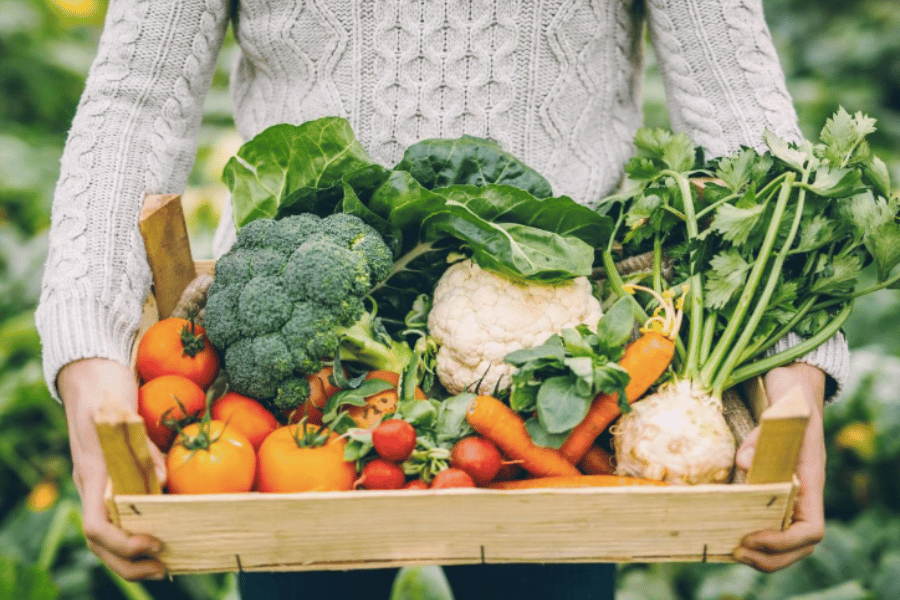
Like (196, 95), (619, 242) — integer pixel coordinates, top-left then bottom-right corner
(239, 563), (615, 600)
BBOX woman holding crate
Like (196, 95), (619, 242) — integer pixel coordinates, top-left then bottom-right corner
(37, 0), (847, 596)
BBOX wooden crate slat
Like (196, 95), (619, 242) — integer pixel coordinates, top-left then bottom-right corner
(112, 483), (794, 573)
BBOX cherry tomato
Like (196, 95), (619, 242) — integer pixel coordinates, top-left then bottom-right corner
(355, 458), (406, 490)
(211, 392), (279, 450)
(403, 479), (429, 490)
(372, 419), (417, 462)
(166, 420), (256, 494)
(430, 468), (476, 489)
(138, 374), (207, 451)
(256, 423), (357, 493)
(450, 436), (503, 486)
(136, 317), (220, 388)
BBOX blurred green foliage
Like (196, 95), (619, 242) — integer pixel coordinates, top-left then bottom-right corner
(1, 0), (898, 599)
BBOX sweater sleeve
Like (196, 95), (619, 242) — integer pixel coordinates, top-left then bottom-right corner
(34, 0), (230, 401)
(644, 0), (849, 400)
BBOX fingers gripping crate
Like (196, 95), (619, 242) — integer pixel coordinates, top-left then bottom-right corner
(95, 194), (809, 575)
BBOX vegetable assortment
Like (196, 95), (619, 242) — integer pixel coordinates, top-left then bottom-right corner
(134, 109), (898, 495)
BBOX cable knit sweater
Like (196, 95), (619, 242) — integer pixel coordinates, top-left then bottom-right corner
(36, 0), (849, 400)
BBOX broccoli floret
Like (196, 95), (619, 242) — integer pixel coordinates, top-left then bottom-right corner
(319, 213), (394, 283)
(266, 213), (322, 255)
(283, 239), (371, 304)
(281, 302), (341, 372)
(349, 232), (394, 283)
(213, 249), (253, 288)
(204, 213), (404, 416)
(235, 218), (278, 249)
(237, 276), (293, 338)
(203, 284), (242, 349)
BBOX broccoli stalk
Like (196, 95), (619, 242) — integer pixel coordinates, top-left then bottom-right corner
(337, 308), (414, 374)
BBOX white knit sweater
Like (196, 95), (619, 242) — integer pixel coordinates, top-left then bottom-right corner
(36, 0), (849, 400)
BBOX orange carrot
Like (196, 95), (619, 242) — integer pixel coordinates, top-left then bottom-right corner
(488, 474), (668, 490)
(559, 331), (675, 465)
(466, 395), (580, 478)
(559, 284), (686, 466)
(577, 444), (615, 475)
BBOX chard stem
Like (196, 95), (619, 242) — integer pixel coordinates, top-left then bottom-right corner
(722, 301), (853, 389)
(711, 168), (810, 396)
(701, 172), (797, 389)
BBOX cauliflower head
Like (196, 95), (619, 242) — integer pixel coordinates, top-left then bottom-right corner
(427, 259), (603, 395)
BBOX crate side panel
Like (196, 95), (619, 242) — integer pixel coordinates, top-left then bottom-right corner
(114, 484), (793, 573)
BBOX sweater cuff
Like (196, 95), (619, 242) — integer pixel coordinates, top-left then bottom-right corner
(34, 291), (143, 403)
(768, 331), (850, 402)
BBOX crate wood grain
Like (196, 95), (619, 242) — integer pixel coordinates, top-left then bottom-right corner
(100, 194), (807, 574)
(108, 481), (797, 573)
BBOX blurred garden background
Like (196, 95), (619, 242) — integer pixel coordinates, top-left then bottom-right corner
(1, 0), (898, 598)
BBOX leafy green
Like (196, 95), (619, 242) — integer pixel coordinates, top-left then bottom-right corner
(600, 109), (900, 395)
(506, 298), (635, 439)
(223, 119), (373, 227)
(222, 118), (614, 325)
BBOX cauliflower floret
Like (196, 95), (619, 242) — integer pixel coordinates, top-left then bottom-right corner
(428, 259), (603, 394)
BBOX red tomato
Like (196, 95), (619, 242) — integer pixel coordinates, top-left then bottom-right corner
(211, 392), (279, 450)
(403, 479), (429, 490)
(372, 419), (417, 462)
(166, 420), (256, 494)
(355, 458), (406, 490)
(430, 468), (476, 489)
(256, 424), (357, 493)
(138, 374), (207, 451)
(450, 436), (503, 486)
(136, 317), (220, 389)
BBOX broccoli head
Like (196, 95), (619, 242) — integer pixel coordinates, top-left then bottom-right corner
(204, 213), (410, 415)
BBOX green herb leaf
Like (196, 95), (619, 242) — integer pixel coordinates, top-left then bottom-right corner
(536, 375), (593, 434)
(716, 148), (758, 191)
(711, 202), (766, 245)
(595, 297), (636, 348)
(704, 250), (751, 309)
(764, 129), (808, 172)
(810, 253), (863, 295)
(525, 416), (571, 449)
(820, 107), (877, 166)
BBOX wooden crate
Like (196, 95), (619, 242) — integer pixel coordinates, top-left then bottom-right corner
(95, 195), (809, 575)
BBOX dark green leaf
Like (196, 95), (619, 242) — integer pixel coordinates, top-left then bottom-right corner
(435, 393), (476, 446)
(395, 135), (553, 198)
(524, 416), (571, 449)
(535, 375), (593, 434)
(595, 297), (636, 348)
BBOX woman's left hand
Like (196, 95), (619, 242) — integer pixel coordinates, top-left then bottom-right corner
(732, 362), (827, 572)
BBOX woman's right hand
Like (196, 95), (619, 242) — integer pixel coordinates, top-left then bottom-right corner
(58, 358), (168, 580)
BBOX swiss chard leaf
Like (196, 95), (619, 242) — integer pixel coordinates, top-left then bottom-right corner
(223, 118), (374, 227)
(395, 135), (554, 198)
